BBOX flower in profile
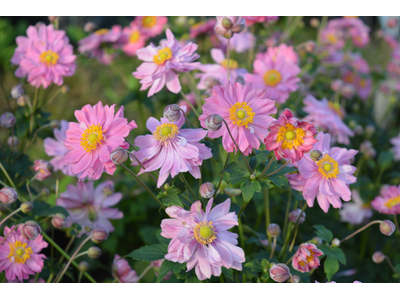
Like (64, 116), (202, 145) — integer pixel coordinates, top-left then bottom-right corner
(11, 24), (76, 89)
(371, 185), (400, 215)
(190, 19), (216, 39)
(292, 243), (323, 273)
(196, 48), (247, 90)
(63, 101), (137, 180)
(57, 181), (123, 235)
(264, 109), (318, 162)
(390, 133), (400, 161)
(161, 198), (245, 281)
(112, 255), (139, 283)
(289, 132), (358, 213)
(245, 50), (301, 103)
(134, 16), (168, 38)
(243, 16), (278, 26)
(121, 22), (147, 56)
(132, 107), (212, 187)
(199, 82), (277, 156)
(78, 26), (125, 65)
(217, 28), (256, 53)
(132, 29), (200, 97)
(0, 226), (48, 281)
(214, 16), (245, 38)
(0, 187), (18, 205)
(264, 43), (299, 64)
(339, 189), (373, 225)
(33, 159), (52, 180)
(303, 95), (354, 145)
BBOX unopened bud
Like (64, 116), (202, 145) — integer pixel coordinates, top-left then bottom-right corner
(202, 93), (210, 100)
(21, 221), (41, 241)
(17, 95), (30, 107)
(91, 228), (109, 243)
(11, 84), (24, 99)
(88, 246), (102, 258)
(310, 18), (320, 28)
(288, 209), (306, 224)
(33, 160), (52, 181)
(1, 112), (16, 128)
(199, 182), (214, 198)
(50, 120), (60, 129)
(205, 114), (223, 131)
(372, 251), (385, 264)
(41, 188), (50, 196)
(331, 238), (340, 247)
(0, 187), (18, 205)
(61, 85), (70, 94)
(310, 150), (323, 162)
(267, 223), (281, 237)
(380, 220), (396, 236)
(78, 261), (89, 272)
(52, 213), (66, 229)
(163, 104), (182, 122)
(222, 18), (233, 30)
(8, 136), (19, 147)
(21, 202), (33, 214)
(232, 23), (245, 34)
(110, 147), (128, 165)
(269, 263), (291, 283)
(85, 224), (93, 232)
(224, 188), (242, 197)
(84, 22), (97, 33)
(310, 236), (322, 245)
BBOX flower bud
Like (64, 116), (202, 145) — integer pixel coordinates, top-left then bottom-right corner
(21, 202), (33, 214)
(88, 246), (102, 258)
(199, 182), (214, 198)
(267, 223), (281, 237)
(33, 160), (52, 181)
(310, 150), (323, 162)
(41, 188), (50, 196)
(1, 112), (16, 128)
(205, 114), (223, 131)
(202, 93), (210, 100)
(48, 16), (58, 22)
(61, 85), (70, 94)
(380, 220), (396, 236)
(52, 213), (66, 229)
(0, 187), (18, 204)
(91, 228), (109, 243)
(204, 77), (218, 89)
(50, 120), (60, 129)
(11, 84), (24, 99)
(163, 104), (182, 122)
(78, 261), (89, 272)
(331, 79), (343, 92)
(84, 22), (97, 33)
(310, 236), (322, 245)
(17, 95), (29, 107)
(288, 209), (306, 224)
(310, 18), (320, 28)
(8, 136), (19, 147)
(21, 221), (41, 241)
(232, 23), (245, 34)
(292, 275), (300, 283)
(110, 147), (128, 165)
(224, 188), (242, 197)
(372, 251), (385, 264)
(222, 18), (233, 30)
(331, 238), (340, 247)
(269, 263), (291, 283)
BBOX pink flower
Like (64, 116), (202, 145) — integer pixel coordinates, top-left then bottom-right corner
(33, 159), (52, 180)
(292, 243), (323, 273)
(196, 48), (247, 90)
(321, 28), (345, 51)
(391, 133), (400, 161)
(57, 181), (123, 235)
(190, 19), (216, 39)
(243, 16), (278, 26)
(11, 24), (76, 89)
(339, 189), (373, 225)
(132, 29), (200, 97)
(132, 107), (212, 188)
(264, 109), (318, 162)
(214, 17), (245, 38)
(0, 226), (48, 281)
(245, 51), (301, 104)
(120, 22), (147, 56)
(199, 82), (277, 156)
(264, 43), (299, 64)
(303, 95), (354, 145)
(134, 16), (168, 38)
(63, 101), (137, 181)
(327, 17), (370, 48)
(217, 29), (256, 53)
(161, 198), (245, 281)
(371, 185), (400, 215)
(289, 132), (358, 212)
(78, 26), (125, 65)
(112, 255), (138, 283)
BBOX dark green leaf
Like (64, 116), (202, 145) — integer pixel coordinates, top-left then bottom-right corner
(32, 202), (69, 218)
(240, 178), (261, 202)
(324, 255), (339, 282)
(185, 276), (201, 283)
(156, 260), (186, 282)
(221, 161), (248, 184)
(156, 230), (171, 246)
(222, 267), (234, 281)
(126, 244), (167, 262)
(329, 247), (346, 265)
(162, 187), (183, 207)
(313, 225), (333, 243)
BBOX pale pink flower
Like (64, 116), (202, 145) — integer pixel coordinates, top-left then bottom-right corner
(243, 16), (278, 26)
(371, 185), (400, 215)
(327, 17), (370, 48)
(321, 28), (345, 51)
(33, 159), (52, 180)
(120, 22), (147, 56)
(264, 43), (299, 64)
(112, 255), (139, 283)
(339, 189), (373, 225)
(292, 243), (323, 273)
(134, 16), (168, 38)
(190, 19), (216, 39)
(217, 29), (256, 53)
(390, 133), (400, 161)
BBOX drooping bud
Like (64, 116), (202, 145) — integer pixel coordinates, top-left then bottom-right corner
(269, 263), (291, 283)
(0, 187), (18, 204)
(1, 112), (16, 128)
(21, 221), (41, 241)
(310, 18), (320, 28)
(224, 188), (242, 197)
(372, 251), (385, 264)
(288, 209), (306, 224)
(310, 236), (322, 245)
(11, 84), (24, 99)
(205, 114), (223, 131)
(214, 16), (245, 38)
(84, 22), (97, 33)
(267, 223), (281, 237)
(331, 238), (340, 247)
(91, 228), (109, 243)
(163, 104), (182, 122)
(21, 202), (33, 213)
(380, 220), (396, 236)
(88, 246), (102, 258)
(110, 147), (128, 165)
(52, 213), (66, 229)
(33, 160), (52, 181)
(310, 150), (323, 162)
(78, 261), (89, 272)
(221, 18), (233, 30)
(50, 120), (60, 129)
(199, 182), (214, 198)
(8, 136), (19, 147)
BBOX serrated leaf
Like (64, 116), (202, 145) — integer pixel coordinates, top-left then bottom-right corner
(324, 255), (339, 282)
(32, 202), (69, 218)
(329, 247), (346, 265)
(156, 260), (186, 282)
(313, 225), (333, 243)
(240, 178), (261, 202)
(221, 161), (248, 184)
(127, 244), (167, 262)
(162, 187), (183, 207)
(259, 179), (274, 189)
(268, 174), (289, 188)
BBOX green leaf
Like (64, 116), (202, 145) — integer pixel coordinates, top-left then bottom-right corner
(156, 260), (186, 282)
(268, 174), (289, 188)
(259, 179), (274, 189)
(253, 150), (270, 168)
(161, 187), (183, 207)
(324, 255), (339, 282)
(222, 267), (233, 281)
(185, 276), (201, 283)
(126, 244), (167, 262)
(240, 178), (261, 202)
(221, 161), (248, 184)
(313, 225), (333, 243)
(329, 247), (346, 265)
(378, 151), (394, 170)
(156, 230), (171, 246)
(32, 202), (69, 218)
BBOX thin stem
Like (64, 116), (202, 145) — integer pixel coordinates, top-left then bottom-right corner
(257, 156), (276, 179)
(289, 274), (295, 283)
(47, 273), (54, 283)
(262, 160), (291, 179)
(340, 220), (382, 243)
(213, 153), (230, 197)
(46, 87), (63, 106)
(125, 138), (139, 151)
(180, 108), (190, 128)
(269, 237), (277, 259)
(282, 188), (292, 240)
(288, 224), (299, 252)
(0, 161), (17, 189)
(180, 91), (200, 117)
(226, 36), (231, 81)
(58, 235), (76, 264)
(185, 72), (203, 109)
(237, 201), (248, 218)
(55, 177), (59, 199)
(30, 88), (39, 134)
(317, 16), (328, 45)
(394, 215), (400, 234)
(385, 256), (400, 277)
(179, 173), (197, 202)
(0, 207), (22, 227)
(137, 264), (153, 282)
(285, 255), (294, 265)
(78, 272), (83, 283)
(264, 189), (272, 250)
(26, 180), (33, 201)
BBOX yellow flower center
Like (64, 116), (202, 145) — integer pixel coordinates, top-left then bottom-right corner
(343, 72), (355, 84)
(229, 102), (255, 128)
(153, 123), (179, 144)
(327, 34), (337, 44)
(193, 221), (217, 245)
(263, 69), (282, 87)
(8, 240), (33, 264)
(129, 30), (141, 43)
(142, 16), (157, 28)
(317, 154), (339, 180)
(95, 29), (109, 35)
(276, 123), (306, 150)
(39, 50), (59, 66)
(192, 21), (205, 29)
(384, 196), (400, 209)
(220, 59), (238, 69)
(80, 124), (105, 152)
(328, 102), (344, 119)
(359, 78), (366, 87)
(153, 47), (172, 65)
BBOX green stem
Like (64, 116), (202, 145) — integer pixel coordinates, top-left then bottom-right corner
(0, 161), (17, 190)
(179, 173), (197, 202)
(262, 160), (291, 179)
(213, 153), (230, 197)
(180, 91), (200, 117)
(317, 16), (328, 45)
(282, 188), (292, 240)
(0, 207), (22, 227)
(269, 237), (277, 259)
(257, 155), (276, 179)
(340, 220), (382, 243)
(263, 189), (272, 250)
(137, 264), (153, 282)
(30, 88), (39, 134)
(226, 36), (231, 81)
(238, 201), (248, 218)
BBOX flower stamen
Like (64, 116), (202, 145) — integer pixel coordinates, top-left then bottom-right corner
(153, 47), (172, 65)
(80, 124), (105, 152)
(40, 50), (59, 66)
(193, 221), (217, 245)
(385, 196), (400, 209)
(276, 123), (306, 150)
(229, 102), (255, 128)
(8, 241), (32, 264)
(317, 154), (339, 179)
(153, 123), (179, 144)
(263, 69), (282, 87)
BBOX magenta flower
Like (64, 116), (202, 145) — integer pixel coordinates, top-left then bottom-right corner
(264, 43), (299, 64)
(339, 189), (372, 225)
(243, 16), (278, 26)
(371, 185), (400, 215)
(132, 29), (200, 97)
(391, 133), (400, 161)
(303, 95), (354, 145)
(57, 181), (123, 235)
(190, 19), (216, 39)
(33, 159), (52, 180)
(217, 29), (256, 53)
(0, 226), (48, 281)
(11, 24), (76, 89)
(245, 51), (301, 103)
(132, 107), (211, 187)
(199, 82), (277, 156)
(121, 22), (147, 56)
(196, 48), (247, 90)
(78, 26), (124, 65)
(161, 198), (245, 281)
(134, 16), (168, 38)
(63, 101), (137, 181)
(289, 132), (358, 213)
(264, 109), (318, 162)
(112, 255), (139, 283)
(292, 243), (323, 273)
